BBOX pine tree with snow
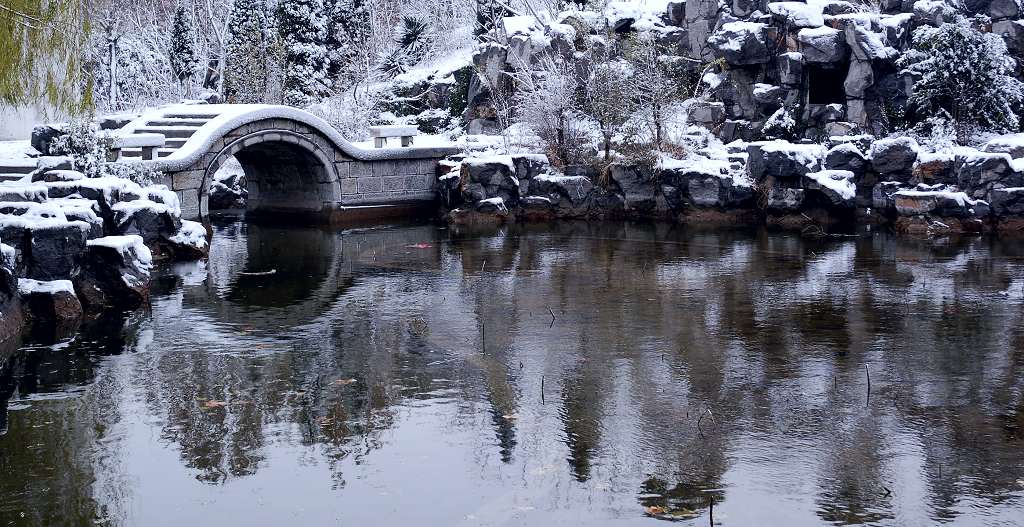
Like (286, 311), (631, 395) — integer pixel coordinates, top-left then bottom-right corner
(325, 0), (370, 86)
(224, 0), (270, 103)
(278, 0), (330, 107)
(170, 6), (200, 89)
(761, 107), (797, 140)
(899, 17), (1024, 143)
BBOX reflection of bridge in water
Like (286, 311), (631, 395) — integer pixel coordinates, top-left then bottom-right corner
(178, 221), (446, 332)
(114, 104), (459, 221)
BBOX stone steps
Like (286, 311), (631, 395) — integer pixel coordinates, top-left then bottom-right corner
(0, 161), (36, 174)
(161, 112), (221, 120)
(0, 173), (26, 182)
(134, 126), (199, 139)
(145, 118), (208, 127)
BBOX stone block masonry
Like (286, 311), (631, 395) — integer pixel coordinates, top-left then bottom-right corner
(117, 104), (460, 221)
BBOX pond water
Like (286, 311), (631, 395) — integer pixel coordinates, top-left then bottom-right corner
(1, 219), (1023, 526)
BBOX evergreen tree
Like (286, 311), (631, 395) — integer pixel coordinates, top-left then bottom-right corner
(278, 0), (330, 107)
(170, 6), (200, 89)
(223, 0), (270, 103)
(325, 0), (370, 87)
(899, 17), (1024, 143)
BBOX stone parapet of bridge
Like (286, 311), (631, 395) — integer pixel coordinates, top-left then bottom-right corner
(111, 105), (461, 220)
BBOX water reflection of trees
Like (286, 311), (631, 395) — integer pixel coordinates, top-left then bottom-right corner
(1, 221), (1024, 524)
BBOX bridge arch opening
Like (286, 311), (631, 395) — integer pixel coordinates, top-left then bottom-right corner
(201, 127), (341, 219)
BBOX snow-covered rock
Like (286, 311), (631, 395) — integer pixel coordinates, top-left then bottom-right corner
(709, 22), (770, 65)
(112, 198), (182, 243)
(461, 155), (520, 205)
(825, 143), (868, 176)
(893, 188), (990, 218)
(768, 2), (825, 28)
(166, 220), (209, 260)
(954, 151), (1024, 199)
(798, 26), (849, 63)
(660, 156), (755, 210)
(18, 278), (82, 337)
(803, 170), (857, 207)
(0, 183), (48, 203)
(526, 171), (596, 217)
(983, 133), (1024, 159)
(0, 213), (90, 280)
(76, 235), (152, 310)
(747, 141), (826, 180)
(845, 25), (898, 61)
(870, 137), (919, 180)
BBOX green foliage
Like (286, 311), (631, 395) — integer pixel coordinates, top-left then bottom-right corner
(448, 65), (473, 121)
(380, 17), (430, 76)
(0, 0), (91, 114)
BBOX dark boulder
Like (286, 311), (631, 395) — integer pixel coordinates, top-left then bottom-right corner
(22, 220), (90, 281)
(0, 250), (22, 344)
(869, 138), (919, 181)
(112, 200), (182, 245)
(461, 157), (520, 205)
(18, 278), (82, 340)
(825, 143), (868, 177)
(747, 141), (825, 181)
(609, 164), (657, 213)
(510, 154), (549, 182)
(30, 124), (65, 156)
(660, 165), (755, 210)
(766, 186), (805, 212)
(989, 187), (1024, 217)
(74, 235), (152, 311)
(954, 152), (1024, 199)
(526, 172), (594, 217)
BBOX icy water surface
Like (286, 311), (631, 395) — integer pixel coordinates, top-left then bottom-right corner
(1, 219), (1023, 526)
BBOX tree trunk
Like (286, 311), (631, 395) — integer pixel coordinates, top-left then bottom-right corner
(108, 36), (118, 109)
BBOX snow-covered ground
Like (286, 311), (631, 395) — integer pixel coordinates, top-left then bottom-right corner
(0, 140), (37, 161)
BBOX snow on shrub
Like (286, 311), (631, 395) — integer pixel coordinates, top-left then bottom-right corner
(899, 17), (1024, 143)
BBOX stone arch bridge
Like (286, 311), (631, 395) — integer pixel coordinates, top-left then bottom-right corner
(116, 104), (460, 221)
